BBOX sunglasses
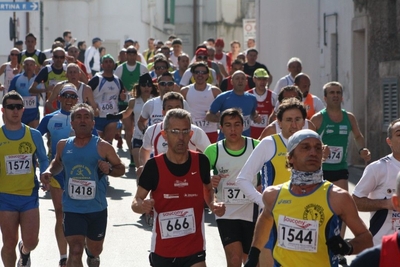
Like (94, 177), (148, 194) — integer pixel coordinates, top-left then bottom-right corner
(166, 129), (191, 135)
(158, 81), (174, 87)
(5, 104), (24, 110)
(10, 53), (19, 56)
(126, 51), (137, 54)
(197, 56), (208, 60)
(140, 82), (152, 87)
(61, 93), (78, 99)
(54, 55), (65, 59)
(194, 70), (208, 75)
(155, 66), (167, 70)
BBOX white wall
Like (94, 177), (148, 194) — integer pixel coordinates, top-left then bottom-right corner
(257, 0), (354, 109)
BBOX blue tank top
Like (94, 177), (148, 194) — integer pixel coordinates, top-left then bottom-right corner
(61, 135), (107, 213)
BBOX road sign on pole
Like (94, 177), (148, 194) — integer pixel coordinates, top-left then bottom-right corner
(0, 2), (38, 11)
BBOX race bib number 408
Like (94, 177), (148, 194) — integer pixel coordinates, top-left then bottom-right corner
(277, 215), (318, 253)
(158, 208), (196, 239)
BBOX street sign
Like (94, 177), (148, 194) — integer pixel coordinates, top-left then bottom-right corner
(0, 2), (38, 11)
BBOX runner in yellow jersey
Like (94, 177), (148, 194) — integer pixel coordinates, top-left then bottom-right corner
(244, 129), (373, 267)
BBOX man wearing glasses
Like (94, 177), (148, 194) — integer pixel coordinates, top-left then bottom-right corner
(179, 48), (218, 87)
(132, 108), (225, 267)
(181, 61), (221, 143)
(29, 47), (68, 116)
(0, 91), (49, 267)
(115, 45), (148, 156)
(138, 72), (189, 132)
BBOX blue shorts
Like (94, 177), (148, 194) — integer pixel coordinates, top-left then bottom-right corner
(0, 192), (39, 212)
(63, 209), (108, 241)
(51, 173), (65, 190)
(95, 117), (118, 132)
(132, 138), (143, 148)
(22, 109), (40, 125)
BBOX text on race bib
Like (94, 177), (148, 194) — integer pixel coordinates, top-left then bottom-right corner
(158, 208), (196, 239)
(68, 178), (96, 200)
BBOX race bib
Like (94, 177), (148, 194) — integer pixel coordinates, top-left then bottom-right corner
(324, 146), (343, 164)
(158, 208), (196, 239)
(68, 178), (96, 200)
(251, 114), (268, 128)
(193, 118), (209, 128)
(99, 100), (117, 117)
(243, 115), (251, 131)
(23, 96), (37, 109)
(277, 215), (318, 253)
(392, 211), (400, 231)
(223, 186), (250, 204)
(5, 154), (32, 175)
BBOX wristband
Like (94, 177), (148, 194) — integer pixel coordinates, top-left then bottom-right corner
(358, 147), (366, 154)
(244, 246), (260, 267)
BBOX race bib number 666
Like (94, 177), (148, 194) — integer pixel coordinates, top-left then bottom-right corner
(158, 208), (196, 239)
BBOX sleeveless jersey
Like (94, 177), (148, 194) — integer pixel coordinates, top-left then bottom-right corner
(61, 136), (107, 213)
(121, 62), (141, 92)
(272, 181), (340, 267)
(186, 84), (218, 133)
(248, 88), (274, 139)
(0, 125), (37, 196)
(317, 109), (352, 171)
(151, 152), (205, 257)
(380, 232), (400, 267)
(45, 65), (68, 113)
(214, 138), (258, 222)
(304, 93), (316, 119)
(20, 49), (42, 68)
(261, 134), (290, 189)
(93, 73), (121, 118)
(133, 97), (146, 139)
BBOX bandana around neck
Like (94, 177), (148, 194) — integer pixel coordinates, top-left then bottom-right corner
(290, 168), (323, 186)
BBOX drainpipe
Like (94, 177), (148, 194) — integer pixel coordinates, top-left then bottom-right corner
(193, 0), (197, 53)
(324, 12), (338, 80)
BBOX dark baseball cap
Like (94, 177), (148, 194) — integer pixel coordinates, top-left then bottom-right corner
(92, 37), (103, 44)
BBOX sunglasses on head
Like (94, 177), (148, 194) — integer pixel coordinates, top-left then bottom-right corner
(140, 82), (152, 87)
(5, 104), (24, 110)
(126, 50), (137, 54)
(54, 55), (65, 59)
(61, 93), (78, 99)
(158, 81), (174, 87)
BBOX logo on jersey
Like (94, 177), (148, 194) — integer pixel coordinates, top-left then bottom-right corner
(277, 199), (291, 204)
(303, 204), (325, 226)
(218, 167), (228, 175)
(70, 164), (92, 179)
(19, 142), (33, 153)
(164, 194), (179, 199)
(174, 179), (189, 188)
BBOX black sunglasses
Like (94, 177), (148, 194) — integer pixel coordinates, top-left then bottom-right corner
(197, 56), (208, 60)
(54, 55), (65, 59)
(155, 66), (167, 70)
(194, 70), (208, 75)
(140, 82), (152, 87)
(158, 81), (174, 87)
(5, 104), (24, 110)
(61, 93), (78, 99)
(126, 51), (137, 54)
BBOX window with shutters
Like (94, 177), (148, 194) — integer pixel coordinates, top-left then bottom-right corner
(382, 78), (398, 131)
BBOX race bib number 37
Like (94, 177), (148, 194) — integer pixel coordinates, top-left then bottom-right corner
(277, 215), (318, 253)
(158, 208), (196, 239)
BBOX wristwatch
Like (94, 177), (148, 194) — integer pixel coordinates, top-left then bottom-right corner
(108, 166), (113, 174)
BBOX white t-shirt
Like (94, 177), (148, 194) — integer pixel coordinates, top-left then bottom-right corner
(353, 154), (400, 245)
(142, 122), (211, 155)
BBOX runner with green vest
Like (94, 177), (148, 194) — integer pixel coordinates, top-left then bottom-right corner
(311, 81), (371, 265)
(114, 46), (148, 165)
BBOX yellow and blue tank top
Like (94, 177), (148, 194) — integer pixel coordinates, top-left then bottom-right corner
(0, 125), (37, 196)
(272, 180), (341, 267)
(261, 134), (290, 190)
